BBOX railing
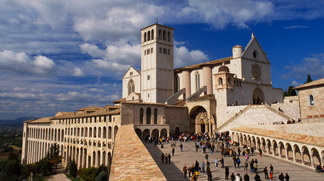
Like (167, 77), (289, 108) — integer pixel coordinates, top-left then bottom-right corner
(264, 104), (295, 122)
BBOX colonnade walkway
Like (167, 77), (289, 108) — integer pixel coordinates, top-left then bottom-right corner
(145, 140), (324, 181)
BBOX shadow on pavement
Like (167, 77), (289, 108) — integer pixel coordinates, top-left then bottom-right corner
(144, 142), (190, 181)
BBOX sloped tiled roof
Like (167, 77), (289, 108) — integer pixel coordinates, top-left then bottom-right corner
(26, 117), (51, 123)
(51, 108), (120, 119)
(175, 57), (232, 72)
(231, 126), (324, 147)
(294, 77), (324, 90)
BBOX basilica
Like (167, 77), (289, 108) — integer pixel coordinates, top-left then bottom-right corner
(21, 23), (324, 172)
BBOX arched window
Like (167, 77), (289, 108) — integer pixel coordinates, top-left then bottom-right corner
(144, 32), (146, 42)
(140, 108), (144, 124)
(128, 79), (135, 95)
(148, 31), (150, 41)
(151, 29), (154, 40)
(195, 72), (200, 91)
(219, 78), (223, 85)
(167, 31), (170, 42)
(146, 107), (151, 124)
(159, 29), (162, 39)
(163, 30), (166, 41)
(94, 127), (97, 138)
(154, 108), (158, 124)
(310, 95), (314, 105)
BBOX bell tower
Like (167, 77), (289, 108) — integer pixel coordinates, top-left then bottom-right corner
(140, 24), (174, 103)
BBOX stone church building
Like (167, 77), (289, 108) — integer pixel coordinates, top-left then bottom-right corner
(22, 23), (324, 172)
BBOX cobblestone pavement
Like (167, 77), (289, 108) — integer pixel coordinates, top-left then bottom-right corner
(145, 140), (324, 181)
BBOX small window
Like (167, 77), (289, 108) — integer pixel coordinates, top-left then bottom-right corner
(148, 93), (150, 98)
(253, 50), (258, 58)
(144, 50), (146, 55)
(151, 48), (153, 53)
(163, 48), (167, 54)
(310, 95), (314, 105)
(147, 75), (150, 80)
(130, 72), (133, 76)
(159, 47), (162, 54)
(168, 49), (170, 55)
(147, 49), (150, 54)
(219, 78), (223, 85)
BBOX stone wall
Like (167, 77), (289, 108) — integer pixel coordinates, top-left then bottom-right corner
(220, 106), (288, 132)
(298, 86), (324, 123)
(110, 124), (166, 180)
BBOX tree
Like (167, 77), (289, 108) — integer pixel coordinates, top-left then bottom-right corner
(69, 160), (77, 178)
(287, 86), (297, 96)
(306, 74), (312, 83)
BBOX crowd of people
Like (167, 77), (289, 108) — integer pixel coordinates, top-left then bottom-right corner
(151, 132), (295, 180)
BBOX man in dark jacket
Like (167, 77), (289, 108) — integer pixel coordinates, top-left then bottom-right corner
(244, 173), (249, 181)
(254, 173), (261, 181)
(263, 166), (269, 179)
(225, 166), (229, 180)
(279, 172), (285, 181)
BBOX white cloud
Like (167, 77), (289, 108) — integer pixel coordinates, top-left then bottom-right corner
(73, 67), (84, 77)
(178, 0), (274, 29)
(282, 54), (324, 80)
(80, 43), (105, 58)
(175, 46), (208, 68)
(0, 50), (56, 75)
(291, 80), (299, 86)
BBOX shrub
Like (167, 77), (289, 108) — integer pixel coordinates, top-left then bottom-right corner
(69, 160), (77, 178)
(95, 171), (107, 181)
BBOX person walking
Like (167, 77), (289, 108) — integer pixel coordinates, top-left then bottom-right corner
(258, 148), (262, 157)
(237, 157), (241, 168)
(161, 153), (165, 164)
(168, 153), (171, 164)
(165, 153), (168, 164)
(269, 164), (274, 173)
(263, 166), (269, 180)
(205, 153), (209, 161)
(215, 158), (219, 167)
(254, 173), (261, 181)
(225, 166), (229, 180)
(183, 165), (187, 178)
(207, 167), (213, 181)
(279, 172), (285, 181)
(221, 157), (225, 168)
(233, 156), (237, 168)
(230, 172), (235, 181)
(236, 173), (242, 181)
(201, 161), (205, 173)
(243, 173), (249, 181)
(180, 143), (183, 152)
(172, 147), (175, 156)
(285, 173), (290, 181)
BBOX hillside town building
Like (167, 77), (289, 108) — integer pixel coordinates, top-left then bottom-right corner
(21, 24), (324, 175)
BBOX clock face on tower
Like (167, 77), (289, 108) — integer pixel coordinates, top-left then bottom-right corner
(252, 64), (261, 79)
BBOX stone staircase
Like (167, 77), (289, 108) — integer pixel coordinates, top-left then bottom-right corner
(216, 105), (251, 131)
(216, 104), (298, 132)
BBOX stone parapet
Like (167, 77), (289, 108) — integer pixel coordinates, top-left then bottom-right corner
(110, 124), (166, 180)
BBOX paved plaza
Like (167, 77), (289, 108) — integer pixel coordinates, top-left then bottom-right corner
(145, 140), (324, 181)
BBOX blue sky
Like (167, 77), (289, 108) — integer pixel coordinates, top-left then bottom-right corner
(0, 0), (324, 119)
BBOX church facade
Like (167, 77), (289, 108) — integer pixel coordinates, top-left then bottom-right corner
(21, 23), (284, 168)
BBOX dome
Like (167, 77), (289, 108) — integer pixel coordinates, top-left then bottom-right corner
(218, 64), (229, 73)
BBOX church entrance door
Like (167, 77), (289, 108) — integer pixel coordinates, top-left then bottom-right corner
(189, 106), (208, 134)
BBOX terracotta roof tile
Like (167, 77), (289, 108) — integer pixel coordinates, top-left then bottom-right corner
(294, 77), (324, 90)
(231, 126), (324, 147)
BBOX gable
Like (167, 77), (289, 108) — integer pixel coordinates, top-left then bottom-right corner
(123, 66), (141, 79)
(241, 36), (270, 64)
